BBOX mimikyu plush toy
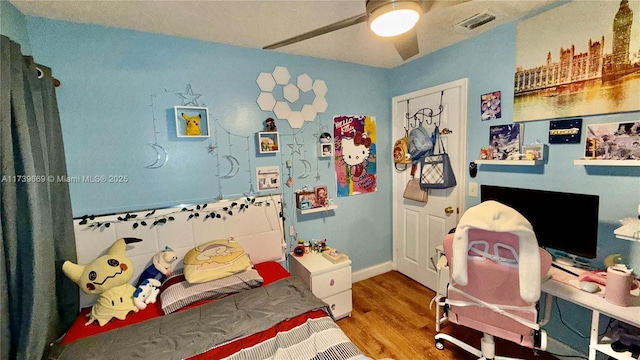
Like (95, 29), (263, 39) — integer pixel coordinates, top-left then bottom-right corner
(63, 237), (142, 326)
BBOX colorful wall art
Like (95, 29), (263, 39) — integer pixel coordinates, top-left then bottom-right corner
(333, 115), (377, 197)
(584, 121), (640, 160)
(513, 1), (640, 122)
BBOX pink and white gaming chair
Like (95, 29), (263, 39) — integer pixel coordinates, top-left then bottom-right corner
(435, 201), (552, 360)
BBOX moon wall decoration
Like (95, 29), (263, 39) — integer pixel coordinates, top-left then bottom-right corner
(298, 159), (311, 179)
(145, 143), (168, 169)
(221, 155), (240, 179)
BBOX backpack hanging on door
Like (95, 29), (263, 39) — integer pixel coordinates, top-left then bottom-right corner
(408, 126), (433, 164)
(393, 132), (412, 171)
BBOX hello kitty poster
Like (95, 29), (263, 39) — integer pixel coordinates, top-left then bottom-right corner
(334, 115), (377, 197)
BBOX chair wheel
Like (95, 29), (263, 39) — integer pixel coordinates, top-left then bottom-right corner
(435, 339), (445, 350)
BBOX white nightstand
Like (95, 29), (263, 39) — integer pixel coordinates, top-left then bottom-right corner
(288, 252), (352, 319)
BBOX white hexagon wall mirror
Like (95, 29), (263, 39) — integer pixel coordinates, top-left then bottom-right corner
(313, 97), (328, 113)
(255, 66), (328, 129)
(313, 80), (328, 97)
(257, 92), (276, 111)
(301, 104), (317, 122)
(272, 66), (291, 85)
(256, 72), (276, 92)
(273, 101), (292, 120)
(283, 83), (300, 103)
(297, 74), (313, 92)
(288, 111), (304, 129)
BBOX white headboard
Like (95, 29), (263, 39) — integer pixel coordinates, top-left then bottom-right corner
(72, 194), (285, 309)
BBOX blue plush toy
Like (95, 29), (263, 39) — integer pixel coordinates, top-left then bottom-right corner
(135, 246), (178, 287)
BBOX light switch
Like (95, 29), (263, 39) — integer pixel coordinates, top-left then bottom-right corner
(468, 182), (478, 197)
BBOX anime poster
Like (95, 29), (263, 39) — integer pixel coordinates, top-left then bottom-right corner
(334, 115), (377, 197)
(584, 121), (640, 160)
(489, 123), (522, 160)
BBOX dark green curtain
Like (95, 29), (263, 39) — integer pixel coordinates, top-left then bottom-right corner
(0, 35), (78, 360)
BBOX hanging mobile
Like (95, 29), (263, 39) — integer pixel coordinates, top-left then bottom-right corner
(220, 128), (240, 179)
(285, 160), (293, 187)
(145, 93), (169, 169)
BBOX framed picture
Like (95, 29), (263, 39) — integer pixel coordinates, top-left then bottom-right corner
(584, 121), (640, 160)
(480, 91), (501, 121)
(256, 166), (280, 191)
(513, 1), (640, 122)
(257, 131), (280, 154)
(296, 191), (316, 210)
(313, 186), (328, 208)
(317, 142), (333, 158)
(549, 118), (582, 144)
(489, 123), (522, 160)
(175, 106), (210, 138)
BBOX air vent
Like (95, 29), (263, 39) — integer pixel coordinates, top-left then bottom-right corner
(456, 11), (496, 30)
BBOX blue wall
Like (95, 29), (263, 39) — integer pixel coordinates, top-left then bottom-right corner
(3, 9), (393, 276)
(389, 18), (640, 352)
(3, 1), (639, 355)
(0, 1), (30, 53)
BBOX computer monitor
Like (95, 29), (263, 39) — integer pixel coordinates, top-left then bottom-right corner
(480, 185), (599, 259)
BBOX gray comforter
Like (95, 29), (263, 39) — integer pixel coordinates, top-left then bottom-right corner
(47, 276), (338, 360)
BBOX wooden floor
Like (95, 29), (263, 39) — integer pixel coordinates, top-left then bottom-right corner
(337, 271), (560, 360)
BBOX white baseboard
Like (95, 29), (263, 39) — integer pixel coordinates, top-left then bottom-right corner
(546, 337), (586, 360)
(351, 261), (393, 283)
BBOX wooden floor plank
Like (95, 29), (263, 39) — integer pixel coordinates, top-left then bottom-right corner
(337, 271), (560, 360)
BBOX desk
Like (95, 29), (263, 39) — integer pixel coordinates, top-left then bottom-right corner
(542, 265), (640, 360)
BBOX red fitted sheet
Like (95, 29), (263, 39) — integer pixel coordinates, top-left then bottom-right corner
(62, 261), (290, 345)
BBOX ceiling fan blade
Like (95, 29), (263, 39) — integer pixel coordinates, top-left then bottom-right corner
(263, 13), (367, 50)
(391, 28), (419, 60)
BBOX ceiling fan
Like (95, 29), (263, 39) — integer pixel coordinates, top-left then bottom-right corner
(263, 0), (469, 61)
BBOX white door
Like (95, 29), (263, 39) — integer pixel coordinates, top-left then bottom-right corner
(392, 79), (467, 291)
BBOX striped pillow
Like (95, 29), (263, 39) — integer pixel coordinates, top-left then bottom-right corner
(160, 268), (263, 314)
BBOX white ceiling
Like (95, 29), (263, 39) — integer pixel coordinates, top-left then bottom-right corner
(9, 0), (561, 68)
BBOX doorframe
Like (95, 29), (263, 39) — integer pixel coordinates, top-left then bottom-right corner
(391, 78), (469, 271)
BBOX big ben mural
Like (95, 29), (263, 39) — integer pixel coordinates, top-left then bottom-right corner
(513, 0), (640, 122)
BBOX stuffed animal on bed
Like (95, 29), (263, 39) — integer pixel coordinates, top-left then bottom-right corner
(133, 278), (162, 310)
(132, 246), (178, 310)
(62, 237), (142, 326)
(135, 246), (178, 287)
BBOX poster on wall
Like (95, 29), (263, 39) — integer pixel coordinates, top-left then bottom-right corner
(549, 118), (582, 144)
(481, 91), (501, 121)
(584, 121), (640, 160)
(489, 123), (522, 160)
(513, 1), (640, 122)
(334, 115), (377, 197)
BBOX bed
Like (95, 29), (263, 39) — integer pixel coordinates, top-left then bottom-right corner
(46, 195), (367, 360)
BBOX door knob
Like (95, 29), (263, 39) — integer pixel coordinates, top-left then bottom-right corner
(444, 206), (454, 215)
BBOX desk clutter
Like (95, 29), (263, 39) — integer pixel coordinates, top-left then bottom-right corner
(292, 239), (348, 263)
(552, 262), (639, 307)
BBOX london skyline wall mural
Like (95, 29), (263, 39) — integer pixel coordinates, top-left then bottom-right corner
(513, 0), (640, 122)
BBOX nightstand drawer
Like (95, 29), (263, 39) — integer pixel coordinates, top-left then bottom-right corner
(324, 289), (352, 320)
(312, 266), (351, 299)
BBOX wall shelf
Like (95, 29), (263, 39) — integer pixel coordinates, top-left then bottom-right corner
(574, 159), (640, 166)
(475, 159), (542, 166)
(614, 234), (640, 243)
(297, 205), (337, 214)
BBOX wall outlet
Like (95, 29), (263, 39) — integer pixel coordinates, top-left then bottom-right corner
(468, 182), (478, 197)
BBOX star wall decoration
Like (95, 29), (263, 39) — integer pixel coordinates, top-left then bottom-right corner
(287, 136), (304, 156)
(177, 84), (202, 106)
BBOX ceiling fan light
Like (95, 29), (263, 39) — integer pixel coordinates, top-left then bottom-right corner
(368, 1), (421, 37)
